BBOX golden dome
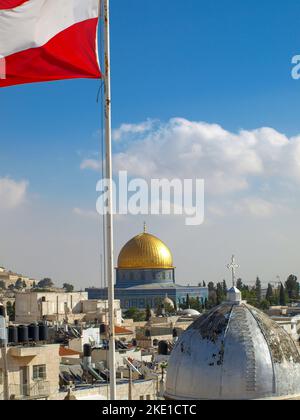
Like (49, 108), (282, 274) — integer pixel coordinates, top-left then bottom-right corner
(117, 231), (174, 269)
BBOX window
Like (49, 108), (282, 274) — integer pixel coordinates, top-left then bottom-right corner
(32, 365), (46, 381)
(146, 395), (151, 400)
(139, 396), (144, 400)
(0, 369), (3, 385)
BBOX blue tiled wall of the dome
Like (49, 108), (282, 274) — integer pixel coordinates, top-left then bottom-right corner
(86, 286), (209, 309)
(116, 268), (175, 288)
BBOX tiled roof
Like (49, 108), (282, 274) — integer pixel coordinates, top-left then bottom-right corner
(115, 326), (133, 335)
(59, 346), (81, 357)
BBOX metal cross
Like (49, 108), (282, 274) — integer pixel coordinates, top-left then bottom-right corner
(227, 255), (240, 287)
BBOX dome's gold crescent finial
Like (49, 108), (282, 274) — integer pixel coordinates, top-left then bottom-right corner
(143, 221), (147, 234)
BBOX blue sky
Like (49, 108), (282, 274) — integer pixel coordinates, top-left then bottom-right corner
(1, 0), (300, 287)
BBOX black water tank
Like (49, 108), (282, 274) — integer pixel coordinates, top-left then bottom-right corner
(158, 341), (169, 356)
(83, 344), (92, 358)
(100, 324), (106, 334)
(8, 326), (18, 344)
(38, 323), (49, 341)
(18, 325), (29, 343)
(28, 324), (39, 342)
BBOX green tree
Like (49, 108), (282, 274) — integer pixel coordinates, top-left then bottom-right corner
(186, 294), (191, 309)
(15, 279), (23, 290)
(6, 301), (15, 321)
(236, 278), (243, 291)
(216, 283), (224, 305)
(279, 284), (286, 306)
(255, 277), (262, 304)
(259, 299), (270, 311)
(265, 284), (273, 305)
(63, 283), (74, 293)
(124, 308), (146, 322)
(145, 305), (152, 321)
(38, 278), (54, 289)
(155, 299), (164, 316)
(285, 275), (299, 301)
(208, 282), (215, 292)
(222, 280), (228, 295)
(241, 287), (257, 307)
(204, 298), (209, 310)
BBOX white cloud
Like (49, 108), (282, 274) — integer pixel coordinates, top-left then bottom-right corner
(80, 118), (300, 219)
(111, 118), (300, 193)
(0, 178), (28, 209)
(73, 207), (99, 220)
(80, 159), (101, 172)
(234, 198), (274, 218)
(112, 119), (157, 142)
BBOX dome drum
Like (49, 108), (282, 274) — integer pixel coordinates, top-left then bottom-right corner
(116, 268), (175, 288)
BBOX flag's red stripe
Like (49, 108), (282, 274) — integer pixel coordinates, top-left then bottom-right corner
(0, 18), (101, 87)
(0, 0), (28, 9)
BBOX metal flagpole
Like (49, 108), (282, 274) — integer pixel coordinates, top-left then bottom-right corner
(103, 0), (117, 400)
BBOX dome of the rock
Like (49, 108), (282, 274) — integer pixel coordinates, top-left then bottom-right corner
(117, 232), (174, 269)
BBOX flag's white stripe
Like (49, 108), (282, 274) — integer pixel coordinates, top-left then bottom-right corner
(0, 0), (99, 57)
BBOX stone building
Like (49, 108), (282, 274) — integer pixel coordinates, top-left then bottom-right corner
(15, 291), (122, 325)
(0, 266), (35, 289)
(15, 291), (88, 324)
(0, 344), (60, 400)
(87, 227), (208, 310)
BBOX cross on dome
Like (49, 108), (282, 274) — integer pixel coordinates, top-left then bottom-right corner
(227, 255), (240, 287)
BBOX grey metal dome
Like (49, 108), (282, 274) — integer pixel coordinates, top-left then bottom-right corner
(165, 301), (300, 400)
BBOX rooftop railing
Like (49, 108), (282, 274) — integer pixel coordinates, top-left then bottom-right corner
(1, 381), (51, 400)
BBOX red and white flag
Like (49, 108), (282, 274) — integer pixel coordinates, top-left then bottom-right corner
(0, 0), (102, 87)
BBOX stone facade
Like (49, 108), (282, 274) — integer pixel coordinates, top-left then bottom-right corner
(57, 379), (157, 400)
(15, 291), (88, 324)
(15, 291), (123, 325)
(87, 285), (208, 310)
(0, 344), (60, 400)
(0, 267), (35, 290)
